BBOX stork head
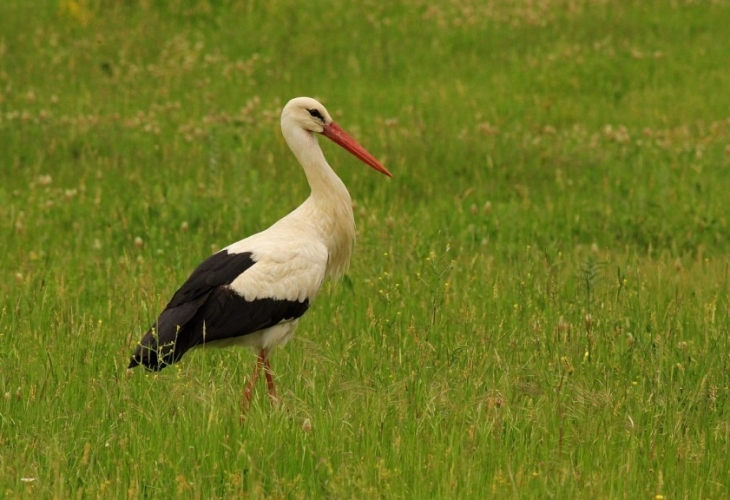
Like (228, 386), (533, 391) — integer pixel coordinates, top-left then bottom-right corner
(282, 97), (334, 134)
(282, 97), (392, 177)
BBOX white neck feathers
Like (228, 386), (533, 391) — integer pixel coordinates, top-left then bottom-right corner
(281, 121), (355, 280)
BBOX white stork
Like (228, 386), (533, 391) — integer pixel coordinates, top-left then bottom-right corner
(128, 97), (392, 404)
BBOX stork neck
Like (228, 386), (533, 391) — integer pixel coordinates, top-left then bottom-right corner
(283, 125), (350, 203)
(281, 123), (355, 279)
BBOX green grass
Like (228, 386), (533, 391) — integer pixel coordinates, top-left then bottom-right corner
(2, 0), (730, 497)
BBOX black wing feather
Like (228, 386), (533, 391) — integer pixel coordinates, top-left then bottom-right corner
(169, 288), (309, 360)
(128, 250), (309, 371)
(167, 251), (256, 307)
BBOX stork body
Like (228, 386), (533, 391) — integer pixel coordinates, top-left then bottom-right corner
(128, 97), (391, 404)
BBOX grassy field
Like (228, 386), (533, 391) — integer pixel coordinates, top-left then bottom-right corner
(2, 0), (730, 497)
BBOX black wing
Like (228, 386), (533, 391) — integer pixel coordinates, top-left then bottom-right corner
(128, 250), (308, 371)
(166, 251), (257, 308)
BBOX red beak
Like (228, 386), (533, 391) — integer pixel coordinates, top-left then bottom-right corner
(321, 122), (393, 178)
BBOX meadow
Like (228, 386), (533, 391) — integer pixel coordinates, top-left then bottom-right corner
(2, 0), (730, 497)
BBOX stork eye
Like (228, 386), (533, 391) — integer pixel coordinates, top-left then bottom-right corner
(307, 108), (324, 120)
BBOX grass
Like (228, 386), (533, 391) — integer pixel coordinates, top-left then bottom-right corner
(2, 0), (730, 497)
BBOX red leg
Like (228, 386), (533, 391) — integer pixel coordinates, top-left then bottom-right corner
(243, 350), (266, 405)
(263, 357), (278, 403)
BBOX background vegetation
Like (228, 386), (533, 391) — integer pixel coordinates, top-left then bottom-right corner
(2, 0), (730, 497)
